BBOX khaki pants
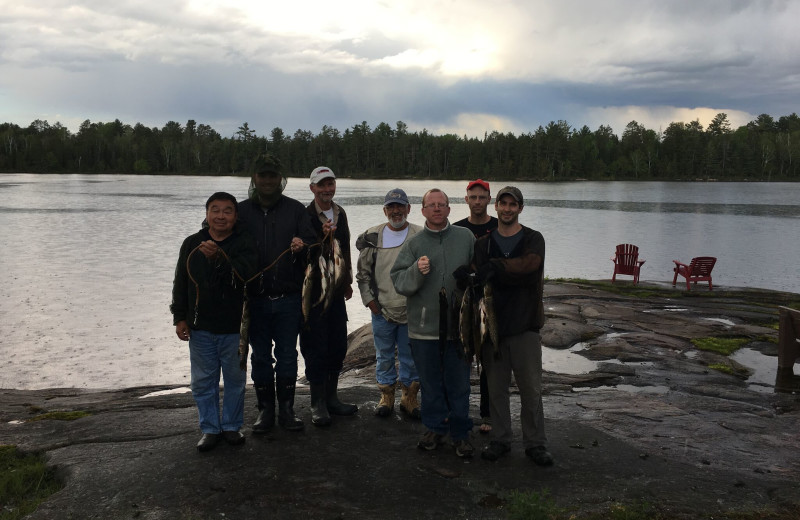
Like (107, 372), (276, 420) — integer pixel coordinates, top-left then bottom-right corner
(482, 330), (547, 449)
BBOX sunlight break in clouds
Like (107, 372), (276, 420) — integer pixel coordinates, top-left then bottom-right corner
(583, 106), (755, 135)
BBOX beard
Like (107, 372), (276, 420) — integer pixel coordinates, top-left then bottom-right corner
(388, 216), (407, 229)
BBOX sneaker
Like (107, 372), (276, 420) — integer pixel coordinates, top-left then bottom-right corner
(525, 445), (554, 466)
(417, 431), (445, 451)
(481, 440), (510, 461)
(453, 439), (474, 458)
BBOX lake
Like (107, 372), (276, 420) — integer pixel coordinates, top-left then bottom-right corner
(1, 174), (798, 390)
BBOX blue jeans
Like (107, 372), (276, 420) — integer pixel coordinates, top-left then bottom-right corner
(189, 330), (246, 433)
(409, 339), (473, 441)
(372, 313), (418, 386)
(248, 293), (302, 384)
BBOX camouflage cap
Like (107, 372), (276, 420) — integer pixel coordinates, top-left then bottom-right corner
(496, 186), (524, 206)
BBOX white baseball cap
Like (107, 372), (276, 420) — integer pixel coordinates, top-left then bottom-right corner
(310, 166), (335, 184)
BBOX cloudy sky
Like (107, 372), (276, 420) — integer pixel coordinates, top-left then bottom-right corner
(1, 0), (798, 139)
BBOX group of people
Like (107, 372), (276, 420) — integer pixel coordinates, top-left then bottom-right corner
(170, 153), (553, 465)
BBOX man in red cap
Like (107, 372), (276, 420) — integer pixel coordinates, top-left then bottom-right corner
(453, 178), (497, 435)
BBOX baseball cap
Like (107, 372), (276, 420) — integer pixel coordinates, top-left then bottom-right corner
(384, 188), (409, 206)
(496, 186), (524, 205)
(310, 166), (336, 184)
(466, 179), (490, 192)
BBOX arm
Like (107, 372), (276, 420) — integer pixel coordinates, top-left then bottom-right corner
(390, 242), (426, 297)
(170, 237), (192, 327)
(355, 231), (379, 308)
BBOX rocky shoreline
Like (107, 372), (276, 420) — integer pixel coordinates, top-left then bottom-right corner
(2, 281), (800, 519)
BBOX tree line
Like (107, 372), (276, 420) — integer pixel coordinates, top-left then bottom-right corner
(1, 112), (799, 180)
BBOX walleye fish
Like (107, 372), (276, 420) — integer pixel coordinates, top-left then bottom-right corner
(301, 260), (316, 324)
(332, 238), (345, 290)
(480, 281), (500, 359)
(315, 252), (330, 308)
(438, 287), (449, 353)
(238, 297), (250, 370)
(459, 283), (475, 358)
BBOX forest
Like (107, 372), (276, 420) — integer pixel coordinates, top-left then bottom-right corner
(1, 112), (799, 181)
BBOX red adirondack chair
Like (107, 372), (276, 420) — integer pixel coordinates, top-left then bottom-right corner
(672, 257), (717, 291)
(611, 244), (645, 284)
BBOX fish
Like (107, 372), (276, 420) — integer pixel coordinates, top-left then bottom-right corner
(238, 297), (250, 370)
(438, 287), (449, 354)
(301, 260), (315, 324)
(480, 281), (500, 359)
(459, 283), (475, 358)
(315, 251), (330, 308)
(332, 238), (345, 290)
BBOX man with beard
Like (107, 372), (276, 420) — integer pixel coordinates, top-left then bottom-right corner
(301, 166), (358, 427)
(355, 189), (422, 418)
(472, 186), (553, 466)
(238, 153), (317, 433)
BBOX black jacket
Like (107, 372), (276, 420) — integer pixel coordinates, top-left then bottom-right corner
(474, 226), (546, 337)
(238, 195), (317, 298)
(170, 227), (257, 333)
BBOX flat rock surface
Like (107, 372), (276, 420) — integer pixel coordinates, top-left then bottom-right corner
(2, 282), (800, 519)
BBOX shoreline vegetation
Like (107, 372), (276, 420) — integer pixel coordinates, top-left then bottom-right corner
(2, 112), (800, 181)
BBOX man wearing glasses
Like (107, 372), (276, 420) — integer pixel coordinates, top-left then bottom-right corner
(391, 189), (476, 458)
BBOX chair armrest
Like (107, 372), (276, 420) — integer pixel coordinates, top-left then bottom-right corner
(673, 260), (688, 268)
(637, 260), (646, 266)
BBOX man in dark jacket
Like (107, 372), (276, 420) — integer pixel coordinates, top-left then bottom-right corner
(300, 166), (358, 427)
(171, 192), (257, 452)
(238, 154), (317, 433)
(472, 186), (553, 466)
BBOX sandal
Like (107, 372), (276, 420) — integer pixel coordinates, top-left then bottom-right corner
(479, 417), (492, 434)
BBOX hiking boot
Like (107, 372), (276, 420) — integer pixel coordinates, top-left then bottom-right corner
(417, 430), (445, 451)
(525, 445), (554, 466)
(453, 438), (474, 458)
(399, 381), (421, 419)
(375, 382), (396, 417)
(481, 440), (510, 461)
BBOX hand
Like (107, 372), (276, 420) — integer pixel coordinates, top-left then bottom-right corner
(476, 262), (496, 282)
(417, 256), (431, 275)
(198, 240), (219, 259)
(290, 237), (305, 253)
(344, 285), (353, 300)
(452, 264), (472, 281)
(367, 300), (381, 315)
(322, 219), (336, 235)
(175, 321), (191, 341)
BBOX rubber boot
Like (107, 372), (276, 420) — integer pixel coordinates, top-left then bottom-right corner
(310, 382), (331, 427)
(399, 381), (421, 419)
(375, 382), (396, 417)
(326, 372), (358, 416)
(252, 384), (275, 434)
(275, 377), (304, 431)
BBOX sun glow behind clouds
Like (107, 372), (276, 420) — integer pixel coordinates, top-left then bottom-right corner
(184, 0), (499, 77)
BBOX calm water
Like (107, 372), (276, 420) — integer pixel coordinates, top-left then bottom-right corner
(2, 174), (798, 390)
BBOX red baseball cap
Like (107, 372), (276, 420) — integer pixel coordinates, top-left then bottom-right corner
(466, 179), (490, 192)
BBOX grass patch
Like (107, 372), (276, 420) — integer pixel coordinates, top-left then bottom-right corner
(708, 363), (735, 375)
(506, 489), (563, 520)
(26, 411), (90, 423)
(691, 337), (749, 355)
(0, 445), (62, 520)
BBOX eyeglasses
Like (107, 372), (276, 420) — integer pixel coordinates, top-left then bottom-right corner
(423, 203), (448, 209)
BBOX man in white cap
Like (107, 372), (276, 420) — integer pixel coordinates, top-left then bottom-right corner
(301, 166), (358, 427)
(356, 189), (422, 419)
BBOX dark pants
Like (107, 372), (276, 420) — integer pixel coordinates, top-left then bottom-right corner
(248, 293), (302, 385)
(300, 295), (348, 385)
